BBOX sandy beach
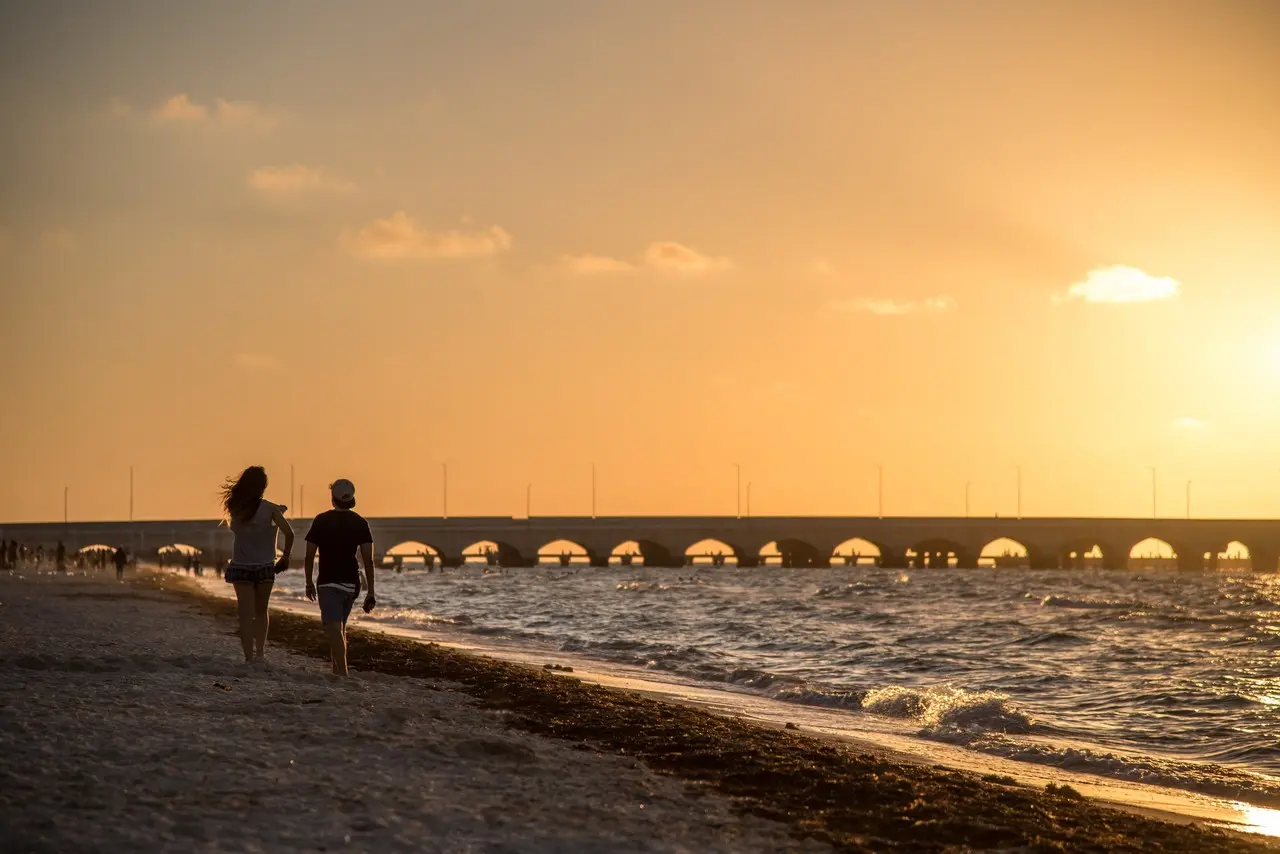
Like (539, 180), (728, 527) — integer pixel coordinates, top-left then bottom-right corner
(0, 571), (825, 854)
(2, 569), (1278, 854)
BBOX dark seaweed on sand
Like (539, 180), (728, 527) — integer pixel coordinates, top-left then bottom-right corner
(159, 577), (1275, 854)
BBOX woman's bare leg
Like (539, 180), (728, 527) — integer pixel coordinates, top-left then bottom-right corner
(233, 583), (255, 662)
(252, 580), (273, 660)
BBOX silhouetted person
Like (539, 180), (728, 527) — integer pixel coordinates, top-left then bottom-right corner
(221, 465), (294, 664)
(113, 546), (127, 581)
(193, 553), (202, 576)
(304, 479), (377, 677)
(56, 541), (66, 573)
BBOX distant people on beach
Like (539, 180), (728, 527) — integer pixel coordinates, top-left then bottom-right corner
(55, 541), (66, 572)
(113, 546), (127, 581)
(304, 479), (377, 678)
(221, 466), (294, 664)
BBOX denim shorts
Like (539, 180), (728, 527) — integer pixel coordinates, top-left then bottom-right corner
(318, 586), (358, 623)
(225, 564), (276, 585)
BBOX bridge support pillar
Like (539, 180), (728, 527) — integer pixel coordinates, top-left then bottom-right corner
(1102, 549), (1127, 570)
(1029, 552), (1059, 570)
(1177, 549), (1207, 572)
(878, 549), (908, 569)
(737, 556), (760, 568)
(588, 551), (610, 568)
(1252, 551), (1278, 572)
(955, 552), (978, 569)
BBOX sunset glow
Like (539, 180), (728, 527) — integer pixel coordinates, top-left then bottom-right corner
(2, 2), (1279, 523)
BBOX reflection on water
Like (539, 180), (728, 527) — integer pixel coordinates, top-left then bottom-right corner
(1234, 803), (1280, 837)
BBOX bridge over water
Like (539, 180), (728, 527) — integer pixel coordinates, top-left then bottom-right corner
(3, 516), (1278, 571)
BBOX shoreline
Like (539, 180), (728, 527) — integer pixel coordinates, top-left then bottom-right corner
(146, 570), (1279, 852)
(184, 566), (1280, 833)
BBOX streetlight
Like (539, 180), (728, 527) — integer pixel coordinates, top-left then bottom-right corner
(129, 465), (134, 522)
(877, 464), (884, 518)
(965, 481), (971, 518)
(526, 483), (532, 519)
(1015, 465), (1023, 519)
(64, 486), (68, 525)
(441, 463), (448, 519)
(290, 464), (295, 519)
(1147, 466), (1157, 518)
(734, 463), (742, 518)
(747, 482), (753, 520)
(591, 463), (597, 519)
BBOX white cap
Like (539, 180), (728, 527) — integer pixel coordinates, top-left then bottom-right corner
(330, 479), (356, 504)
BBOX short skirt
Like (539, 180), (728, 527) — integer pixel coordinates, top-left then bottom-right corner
(224, 563), (276, 584)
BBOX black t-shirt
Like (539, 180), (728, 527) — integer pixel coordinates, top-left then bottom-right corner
(306, 509), (373, 587)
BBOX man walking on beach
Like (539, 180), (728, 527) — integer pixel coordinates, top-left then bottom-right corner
(304, 479), (377, 677)
(113, 546), (127, 581)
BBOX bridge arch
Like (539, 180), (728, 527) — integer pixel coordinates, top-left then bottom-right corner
(383, 541), (442, 568)
(1057, 541), (1108, 570)
(537, 539), (592, 567)
(911, 538), (969, 569)
(760, 539), (827, 568)
(979, 537), (1031, 569)
(832, 538), (882, 566)
(684, 538), (740, 567)
(462, 540), (533, 568)
(1218, 541), (1277, 572)
(611, 539), (683, 568)
(1127, 537), (1176, 570)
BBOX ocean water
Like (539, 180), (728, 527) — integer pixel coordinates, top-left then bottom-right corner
(268, 564), (1280, 807)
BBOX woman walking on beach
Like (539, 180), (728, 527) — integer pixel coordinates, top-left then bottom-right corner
(221, 466), (293, 663)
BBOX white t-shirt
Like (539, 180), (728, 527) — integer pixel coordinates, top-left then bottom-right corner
(230, 500), (282, 566)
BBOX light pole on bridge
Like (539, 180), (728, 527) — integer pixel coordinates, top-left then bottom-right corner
(1015, 465), (1022, 519)
(734, 463), (742, 519)
(1147, 466), (1157, 518)
(591, 463), (597, 519)
(63, 486), (68, 525)
(290, 464), (295, 520)
(965, 481), (971, 518)
(747, 482), (753, 520)
(441, 463), (448, 520)
(877, 464), (884, 518)
(526, 483), (532, 519)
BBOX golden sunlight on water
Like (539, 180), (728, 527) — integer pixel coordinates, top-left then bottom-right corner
(1234, 804), (1280, 837)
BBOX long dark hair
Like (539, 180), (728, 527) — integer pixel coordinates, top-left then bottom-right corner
(221, 466), (267, 524)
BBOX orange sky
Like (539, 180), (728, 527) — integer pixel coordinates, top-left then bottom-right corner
(2, 1), (1279, 522)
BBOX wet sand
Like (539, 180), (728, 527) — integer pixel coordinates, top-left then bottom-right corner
(3, 569), (1278, 852)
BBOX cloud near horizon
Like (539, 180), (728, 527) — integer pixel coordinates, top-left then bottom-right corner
(152, 94), (274, 128)
(562, 242), (732, 275)
(345, 212), (511, 260)
(829, 295), (957, 316)
(1057, 266), (1181, 304)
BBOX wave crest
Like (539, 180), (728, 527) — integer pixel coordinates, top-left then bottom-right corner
(860, 685), (1034, 733)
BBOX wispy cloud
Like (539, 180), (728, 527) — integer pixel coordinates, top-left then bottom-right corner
(152, 94), (275, 129)
(1056, 265), (1180, 304)
(561, 242), (732, 276)
(248, 164), (351, 197)
(344, 212), (511, 260)
(560, 254), (638, 274)
(644, 241), (732, 274)
(827, 295), (957, 316)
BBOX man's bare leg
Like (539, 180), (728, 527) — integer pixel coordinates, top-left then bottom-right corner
(252, 580), (273, 661)
(233, 583), (255, 662)
(324, 621), (347, 676)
